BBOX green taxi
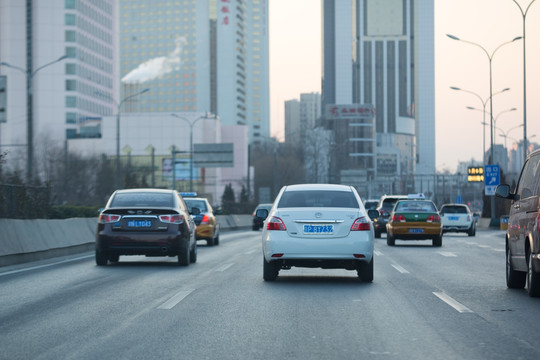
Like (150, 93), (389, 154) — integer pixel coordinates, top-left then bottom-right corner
(386, 198), (442, 247)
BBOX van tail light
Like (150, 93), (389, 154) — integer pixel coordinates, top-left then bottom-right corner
(200, 214), (210, 224)
(427, 215), (441, 223)
(392, 214), (406, 222)
(99, 214), (121, 223)
(267, 216), (287, 231)
(159, 214), (184, 224)
(351, 217), (371, 231)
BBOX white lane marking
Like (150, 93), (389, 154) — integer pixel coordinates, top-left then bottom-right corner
(493, 249), (505, 252)
(157, 289), (195, 310)
(477, 245), (490, 248)
(214, 263), (234, 272)
(438, 251), (457, 257)
(0, 254), (94, 277)
(374, 250), (383, 256)
(244, 249), (258, 255)
(433, 292), (473, 313)
(391, 264), (409, 274)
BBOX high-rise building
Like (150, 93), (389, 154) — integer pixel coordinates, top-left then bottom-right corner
(119, 0), (269, 143)
(285, 92), (321, 143)
(0, 0), (117, 165)
(322, 0), (435, 180)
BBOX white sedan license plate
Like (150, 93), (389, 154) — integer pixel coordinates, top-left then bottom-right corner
(448, 216), (459, 221)
(303, 224), (334, 234)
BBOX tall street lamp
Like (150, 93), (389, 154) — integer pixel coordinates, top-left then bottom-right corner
(1, 54), (67, 182)
(170, 113), (217, 192)
(451, 86), (509, 165)
(467, 106), (517, 159)
(499, 124), (524, 150)
(447, 34), (521, 226)
(114, 88), (150, 189)
(511, 0), (537, 165)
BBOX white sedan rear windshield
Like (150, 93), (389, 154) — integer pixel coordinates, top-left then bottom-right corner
(278, 190), (359, 208)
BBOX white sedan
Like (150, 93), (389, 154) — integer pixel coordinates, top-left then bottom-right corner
(256, 184), (376, 282)
(440, 203), (476, 236)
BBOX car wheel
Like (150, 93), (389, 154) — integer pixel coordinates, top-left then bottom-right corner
(207, 237), (215, 246)
(252, 226), (258, 231)
(190, 242), (197, 263)
(214, 234), (219, 245)
(506, 245), (526, 289)
(527, 251), (540, 297)
(386, 234), (395, 246)
(95, 251), (108, 266)
(467, 225), (476, 237)
(263, 257), (279, 281)
(178, 245), (190, 266)
(357, 257), (374, 283)
(432, 236), (442, 247)
(109, 254), (119, 263)
(374, 230), (381, 239)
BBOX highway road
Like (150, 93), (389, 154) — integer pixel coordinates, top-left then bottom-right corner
(1, 229), (539, 359)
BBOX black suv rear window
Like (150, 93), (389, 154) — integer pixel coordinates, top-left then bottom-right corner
(111, 192), (174, 208)
(278, 190), (359, 208)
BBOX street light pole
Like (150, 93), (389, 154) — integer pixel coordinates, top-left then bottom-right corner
(171, 113), (217, 192)
(511, 0), (536, 166)
(451, 86), (509, 166)
(114, 88), (150, 190)
(1, 55), (67, 183)
(447, 34), (521, 226)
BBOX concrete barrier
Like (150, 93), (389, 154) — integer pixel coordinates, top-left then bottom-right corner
(0, 215), (252, 267)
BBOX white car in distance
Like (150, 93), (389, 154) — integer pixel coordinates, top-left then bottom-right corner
(439, 203), (476, 236)
(256, 184), (377, 282)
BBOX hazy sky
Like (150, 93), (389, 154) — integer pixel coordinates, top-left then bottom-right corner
(269, 0), (540, 172)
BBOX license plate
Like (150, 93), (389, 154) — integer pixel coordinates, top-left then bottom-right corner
(127, 220), (152, 228)
(409, 228), (424, 234)
(448, 216), (459, 221)
(303, 224), (334, 234)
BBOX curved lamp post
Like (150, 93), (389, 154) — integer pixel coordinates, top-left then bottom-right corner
(451, 86), (509, 165)
(170, 113), (217, 192)
(448, 34), (521, 226)
(511, 0), (537, 164)
(1, 55), (67, 182)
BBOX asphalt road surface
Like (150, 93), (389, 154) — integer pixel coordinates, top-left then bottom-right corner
(1, 229), (539, 360)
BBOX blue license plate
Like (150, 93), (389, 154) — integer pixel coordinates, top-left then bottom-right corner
(448, 216), (459, 221)
(127, 220), (152, 228)
(409, 228), (424, 234)
(303, 224), (334, 234)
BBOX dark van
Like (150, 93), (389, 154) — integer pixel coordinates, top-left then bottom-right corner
(495, 149), (540, 297)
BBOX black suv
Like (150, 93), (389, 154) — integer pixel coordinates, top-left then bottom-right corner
(372, 195), (407, 238)
(496, 149), (540, 297)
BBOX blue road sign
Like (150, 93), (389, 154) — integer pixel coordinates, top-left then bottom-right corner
(484, 164), (500, 195)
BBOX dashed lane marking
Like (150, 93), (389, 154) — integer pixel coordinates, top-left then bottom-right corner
(433, 292), (473, 313)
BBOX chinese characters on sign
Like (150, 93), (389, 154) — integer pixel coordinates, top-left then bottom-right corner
(467, 166), (484, 182)
(325, 104), (375, 120)
(221, 0), (230, 26)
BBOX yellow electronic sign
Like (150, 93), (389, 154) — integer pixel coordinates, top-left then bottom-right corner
(467, 166), (484, 182)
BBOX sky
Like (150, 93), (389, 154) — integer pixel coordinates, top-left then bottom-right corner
(268, 0), (540, 172)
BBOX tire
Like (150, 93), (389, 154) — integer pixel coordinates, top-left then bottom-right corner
(386, 233), (395, 246)
(178, 245), (190, 266)
(263, 257), (279, 281)
(374, 230), (381, 239)
(432, 236), (442, 247)
(109, 254), (119, 263)
(206, 237), (215, 246)
(252, 226), (258, 231)
(506, 245), (526, 289)
(357, 257), (374, 282)
(467, 224), (476, 237)
(214, 234), (219, 245)
(190, 242), (197, 263)
(95, 251), (108, 266)
(527, 251), (540, 297)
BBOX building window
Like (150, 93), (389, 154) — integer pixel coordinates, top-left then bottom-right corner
(65, 30), (76, 42)
(65, 14), (76, 25)
(65, 0), (76, 9)
(65, 47), (77, 58)
(66, 129), (77, 139)
(66, 96), (77, 108)
(65, 63), (76, 75)
(65, 79), (77, 91)
(66, 112), (77, 124)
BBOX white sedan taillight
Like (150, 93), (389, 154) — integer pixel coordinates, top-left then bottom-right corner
(350, 217), (371, 231)
(266, 216), (287, 231)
